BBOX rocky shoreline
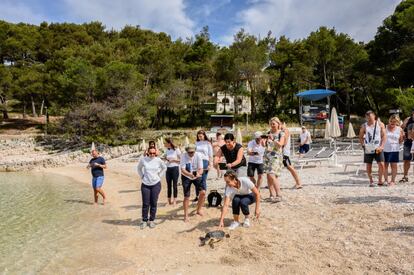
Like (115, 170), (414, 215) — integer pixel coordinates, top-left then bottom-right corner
(0, 135), (142, 172)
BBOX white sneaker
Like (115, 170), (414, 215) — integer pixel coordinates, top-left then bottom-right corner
(140, 221), (148, 230)
(243, 218), (250, 228)
(228, 221), (240, 230)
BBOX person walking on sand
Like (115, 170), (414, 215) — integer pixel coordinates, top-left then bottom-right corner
(87, 149), (107, 205)
(214, 133), (246, 176)
(247, 132), (265, 189)
(181, 144), (205, 222)
(299, 126), (311, 156)
(137, 147), (167, 229)
(263, 117), (284, 202)
(384, 115), (404, 186)
(359, 110), (386, 187)
(193, 130), (213, 202)
(213, 132), (225, 179)
(219, 170), (260, 230)
(281, 121), (303, 189)
(399, 108), (414, 183)
(164, 138), (181, 206)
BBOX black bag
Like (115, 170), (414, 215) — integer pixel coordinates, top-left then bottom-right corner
(207, 190), (222, 207)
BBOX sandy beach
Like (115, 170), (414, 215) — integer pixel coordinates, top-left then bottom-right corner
(41, 155), (414, 275)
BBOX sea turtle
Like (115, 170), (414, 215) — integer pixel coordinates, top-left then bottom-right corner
(199, 230), (230, 248)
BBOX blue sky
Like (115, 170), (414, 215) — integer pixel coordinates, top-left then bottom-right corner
(0, 0), (402, 45)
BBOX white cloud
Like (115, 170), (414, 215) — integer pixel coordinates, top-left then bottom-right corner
(223, 0), (401, 43)
(0, 0), (47, 24)
(63, 0), (195, 39)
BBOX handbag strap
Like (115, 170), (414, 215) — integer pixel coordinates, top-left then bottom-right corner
(372, 121), (378, 141)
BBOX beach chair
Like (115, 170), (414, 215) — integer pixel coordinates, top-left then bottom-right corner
(294, 147), (327, 169)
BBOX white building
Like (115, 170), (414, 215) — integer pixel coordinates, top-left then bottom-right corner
(216, 92), (251, 114)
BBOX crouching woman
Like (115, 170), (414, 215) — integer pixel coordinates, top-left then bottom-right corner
(219, 170), (260, 230)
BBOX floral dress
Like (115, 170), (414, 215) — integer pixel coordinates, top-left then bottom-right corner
(263, 131), (284, 177)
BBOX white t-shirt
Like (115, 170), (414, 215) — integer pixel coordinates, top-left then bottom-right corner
(224, 177), (255, 199)
(165, 148), (181, 168)
(300, 131), (311, 145)
(137, 157), (167, 186)
(384, 126), (401, 152)
(180, 152), (203, 179)
(195, 141), (213, 161)
(247, 140), (265, 164)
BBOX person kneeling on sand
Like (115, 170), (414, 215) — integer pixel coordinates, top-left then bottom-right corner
(137, 147), (167, 229)
(219, 170), (260, 230)
(181, 144), (205, 222)
(87, 149), (107, 205)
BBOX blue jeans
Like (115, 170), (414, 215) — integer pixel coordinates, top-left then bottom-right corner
(166, 166), (179, 198)
(141, 182), (161, 222)
(232, 193), (255, 216)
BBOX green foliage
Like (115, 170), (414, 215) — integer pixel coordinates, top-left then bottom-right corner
(0, 1), (413, 142)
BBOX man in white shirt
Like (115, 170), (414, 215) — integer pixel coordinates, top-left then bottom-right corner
(299, 126), (311, 156)
(247, 132), (265, 189)
(180, 144), (204, 222)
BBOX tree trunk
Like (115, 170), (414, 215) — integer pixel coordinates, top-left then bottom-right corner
(23, 101), (27, 118)
(31, 96), (37, 117)
(40, 99), (44, 116)
(250, 81), (256, 121)
(323, 62), (329, 89)
(0, 96), (9, 119)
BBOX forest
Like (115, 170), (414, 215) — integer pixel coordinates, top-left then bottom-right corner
(0, 0), (413, 143)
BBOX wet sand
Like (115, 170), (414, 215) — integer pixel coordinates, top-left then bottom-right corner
(45, 155), (414, 274)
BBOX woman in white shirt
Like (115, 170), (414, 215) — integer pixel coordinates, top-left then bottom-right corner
(384, 115), (404, 186)
(137, 147), (167, 229)
(164, 138), (181, 205)
(194, 130), (213, 202)
(219, 170), (261, 230)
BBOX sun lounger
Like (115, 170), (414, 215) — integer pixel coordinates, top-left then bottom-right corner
(295, 147), (338, 169)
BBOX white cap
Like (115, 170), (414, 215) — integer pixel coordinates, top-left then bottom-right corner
(254, 131), (263, 139)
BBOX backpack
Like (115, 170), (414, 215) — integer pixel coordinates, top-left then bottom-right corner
(207, 190), (222, 207)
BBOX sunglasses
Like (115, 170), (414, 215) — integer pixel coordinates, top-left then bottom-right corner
(187, 151), (195, 154)
(149, 152), (156, 156)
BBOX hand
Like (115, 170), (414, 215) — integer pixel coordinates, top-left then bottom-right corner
(226, 163), (232, 169)
(94, 163), (101, 167)
(255, 210), (260, 220)
(219, 220), (224, 228)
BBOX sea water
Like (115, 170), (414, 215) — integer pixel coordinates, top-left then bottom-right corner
(0, 172), (129, 274)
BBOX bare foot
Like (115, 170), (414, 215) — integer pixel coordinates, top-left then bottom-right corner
(389, 182), (396, 186)
(184, 217), (189, 222)
(196, 211), (204, 217)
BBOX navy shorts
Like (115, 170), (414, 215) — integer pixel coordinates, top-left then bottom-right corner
(364, 152), (385, 164)
(282, 155), (291, 167)
(403, 141), (413, 161)
(384, 152), (399, 163)
(247, 162), (264, 177)
(299, 144), (310, 154)
(182, 176), (204, 198)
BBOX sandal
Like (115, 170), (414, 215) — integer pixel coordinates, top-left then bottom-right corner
(399, 177), (408, 183)
(369, 182), (375, 187)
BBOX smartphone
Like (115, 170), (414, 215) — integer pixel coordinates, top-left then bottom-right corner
(219, 162), (227, 170)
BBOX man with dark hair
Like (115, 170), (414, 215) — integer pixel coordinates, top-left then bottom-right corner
(87, 149), (107, 205)
(399, 108), (414, 183)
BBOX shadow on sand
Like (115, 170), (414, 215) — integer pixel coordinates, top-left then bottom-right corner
(334, 196), (413, 205)
(383, 225), (414, 237)
(64, 199), (94, 205)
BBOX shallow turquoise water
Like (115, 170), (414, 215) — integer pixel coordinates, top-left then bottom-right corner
(0, 172), (129, 274)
